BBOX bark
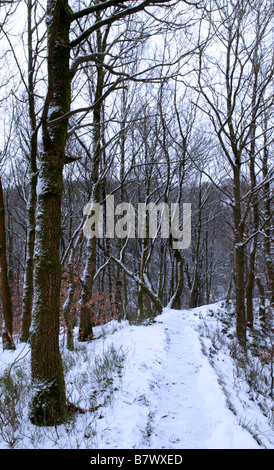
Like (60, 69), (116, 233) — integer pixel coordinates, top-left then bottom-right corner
(157, 242), (165, 303)
(262, 119), (274, 306)
(118, 95), (129, 320)
(0, 177), (15, 351)
(78, 23), (104, 341)
(106, 239), (116, 310)
(189, 182), (202, 309)
(246, 238), (257, 328)
(102, 180), (118, 318)
(63, 266), (75, 351)
(255, 269), (265, 320)
(20, 0), (38, 342)
(226, 23), (246, 346)
(245, 46), (260, 328)
(62, 230), (83, 351)
(233, 165), (246, 346)
(138, 234), (155, 317)
(170, 250), (184, 310)
(138, 241), (146, 317)
(235, 242), (246, 344)
(29, 0), (71, 426)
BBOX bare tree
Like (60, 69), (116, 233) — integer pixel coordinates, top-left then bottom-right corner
(20, 0), (42, 342)
(0, 175), (15, 350)
(195, 0), (273, 345)
(29, 0), (194, 425)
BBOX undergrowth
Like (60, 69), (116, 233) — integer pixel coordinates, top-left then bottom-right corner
(0, 340), (127, 449)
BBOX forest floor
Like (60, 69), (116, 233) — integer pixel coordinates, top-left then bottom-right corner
(0, 302), (273, 449)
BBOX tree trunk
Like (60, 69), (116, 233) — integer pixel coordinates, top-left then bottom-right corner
(235, 242), (246, 345)
(170, 251), (184, 310)
(62, 231), (83, 351)
(29, 1), (71, 426)
(101, 180), (118, 319)
(245, 50), (259, 328)
(189, 184), (202, 309)
(0, 177), (15, 351)
(20, 168), (37, 342)
(233, 165), (246, 347)
(246, 239), (257, 327)
(20, 0), (38, 342)
(78, 26), (104, 341)
(118, 100), (129, 320)
(262, 117), (274, 307)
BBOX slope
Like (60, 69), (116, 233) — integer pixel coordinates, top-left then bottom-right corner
(0, 303), (273, 449)
(93, 308), (266, 449)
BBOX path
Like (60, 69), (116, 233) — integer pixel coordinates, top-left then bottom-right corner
(143, 309), (260, 449)
(98, 309), (261, 449)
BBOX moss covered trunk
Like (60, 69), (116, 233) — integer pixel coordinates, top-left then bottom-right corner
(29, 0), (71, 426)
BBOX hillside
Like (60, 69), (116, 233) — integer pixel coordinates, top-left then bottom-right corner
(0, 302), (273, 449)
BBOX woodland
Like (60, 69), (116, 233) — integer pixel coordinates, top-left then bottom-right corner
(0, 0), (273, 428)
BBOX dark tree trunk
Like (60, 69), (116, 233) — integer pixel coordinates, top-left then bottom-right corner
(0, 177), (15, 351)
(245, 51), (260, 328)
(20, 0), (38, 342)
(78, 27), (104, 341)
(262, 120), (274, 307)
(170, 251), (184, 310)
(29, 1), (71, 426)
(233, 165), (246, 347)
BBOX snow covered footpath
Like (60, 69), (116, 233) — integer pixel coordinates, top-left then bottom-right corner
(93, 308), (269, 449)
(0, 305), (273, 449)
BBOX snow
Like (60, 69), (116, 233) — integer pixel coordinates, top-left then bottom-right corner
(0, 303), (273, 449)
(36, 175), (48, 197)
(91, 308), (264, 449)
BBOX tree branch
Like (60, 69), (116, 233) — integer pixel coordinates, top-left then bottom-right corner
(70, 0), (176, 49)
